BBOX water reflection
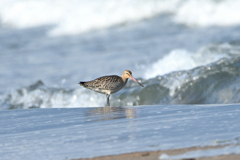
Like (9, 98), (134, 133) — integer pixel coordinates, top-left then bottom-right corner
(85, 106), (137, 121)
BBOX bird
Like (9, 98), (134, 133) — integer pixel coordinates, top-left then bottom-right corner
(78, 70), (144, 106)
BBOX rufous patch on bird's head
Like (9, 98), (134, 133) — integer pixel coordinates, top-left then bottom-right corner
(122, 70), (144, 87)
(123, 70), (132, 79)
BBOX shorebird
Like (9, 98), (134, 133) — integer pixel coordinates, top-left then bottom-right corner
(78, 70), (144, 106)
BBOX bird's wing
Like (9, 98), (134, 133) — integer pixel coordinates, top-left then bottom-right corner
(94, 75), (122, 90)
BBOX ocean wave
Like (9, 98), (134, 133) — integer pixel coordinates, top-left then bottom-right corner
(2, 55), (240, 109)
(0, 0), (179, 36)
(1, 80), (105, 109)
(0, 0), (239, 36)
(114, 56), (240, 105)
(144, 43), (240, 79)
(174, 0), (240, 27)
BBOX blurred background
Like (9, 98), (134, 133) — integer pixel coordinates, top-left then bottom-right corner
(1, 0), (240, 109)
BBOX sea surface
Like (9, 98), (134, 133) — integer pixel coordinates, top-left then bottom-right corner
(0, 0), (240, 159)
(1, 104), (240, 160)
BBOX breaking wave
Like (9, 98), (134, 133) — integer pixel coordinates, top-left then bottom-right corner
(1, 42), (240, 109)
(0, 0), (240, 36)
(174, 0), (240, 27)
(119, 56), (240, 105)
(2, 53), (240, 109)
(144, 43), (240, 79)
(1, 81), (105, 109)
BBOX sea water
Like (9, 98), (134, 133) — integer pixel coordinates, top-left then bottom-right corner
(1, 105), (240, 160)
(0, 0), (240, 159)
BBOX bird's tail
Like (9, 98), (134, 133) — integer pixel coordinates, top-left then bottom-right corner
(78, 82), (86, 86)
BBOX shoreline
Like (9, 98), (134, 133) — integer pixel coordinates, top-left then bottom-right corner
(73, 144), (240, 160)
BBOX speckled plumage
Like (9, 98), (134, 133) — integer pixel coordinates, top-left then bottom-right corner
(79, 70), (143, 106)
(80, 75), (128, 95)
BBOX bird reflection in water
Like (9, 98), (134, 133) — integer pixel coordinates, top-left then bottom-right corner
(85, 106), (137, 121)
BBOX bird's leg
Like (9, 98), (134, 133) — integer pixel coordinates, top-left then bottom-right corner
(106, 94), (110, 106)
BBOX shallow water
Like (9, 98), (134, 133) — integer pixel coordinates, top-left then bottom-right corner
(0, 104), (240, 160)
(160, 145), (240, 160)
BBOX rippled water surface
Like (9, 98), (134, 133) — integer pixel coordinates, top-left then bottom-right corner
(1, 104), (240, 160)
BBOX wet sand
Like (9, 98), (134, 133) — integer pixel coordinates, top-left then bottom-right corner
(73, 144), (240, 160)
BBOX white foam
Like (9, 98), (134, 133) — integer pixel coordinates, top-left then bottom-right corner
(0, 0), (181, 36)
(7, 87), (105, 109)
(159, 153), (170, 160)
(174, 0), (240, 27)
(68, 89), (106, 108)
(159, 145), (240, 160)
(1, 0), (239, 36)
(144, 45), (232, 79)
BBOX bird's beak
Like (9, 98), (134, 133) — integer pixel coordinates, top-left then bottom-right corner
(130, 76), (144, 87)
